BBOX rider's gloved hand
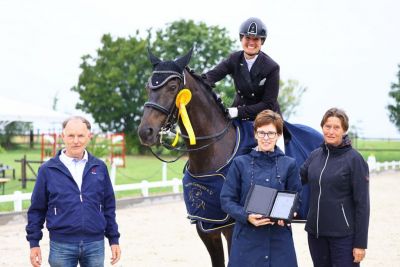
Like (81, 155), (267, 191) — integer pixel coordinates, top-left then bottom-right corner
(227, 107), (238, 119)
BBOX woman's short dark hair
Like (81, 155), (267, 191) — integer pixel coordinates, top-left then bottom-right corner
(62, 116), (92, 130)
(320, 108), (349, 132)
(254, 110), (283, 135)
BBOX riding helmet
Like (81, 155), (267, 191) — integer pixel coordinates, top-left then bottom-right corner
(239, 17), (267, 44)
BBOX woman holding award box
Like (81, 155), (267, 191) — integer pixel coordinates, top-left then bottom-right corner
(220, 109), (301, 267)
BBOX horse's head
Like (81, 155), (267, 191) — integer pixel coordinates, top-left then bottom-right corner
(138, 48), (193, 146)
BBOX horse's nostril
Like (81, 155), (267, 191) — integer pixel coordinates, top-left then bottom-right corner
(145, 127), (153, 136)
(138, 126), (155, 143)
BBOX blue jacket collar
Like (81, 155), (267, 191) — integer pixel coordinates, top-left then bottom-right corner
(45, 150), (101, 177)
(250, 146), (285, 159)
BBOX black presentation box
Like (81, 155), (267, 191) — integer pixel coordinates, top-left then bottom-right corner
(244, 184), (299, 222)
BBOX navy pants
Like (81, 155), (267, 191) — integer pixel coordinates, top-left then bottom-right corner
(308, 233), (360, 267)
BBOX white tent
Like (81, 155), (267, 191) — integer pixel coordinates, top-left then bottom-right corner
(0, 96), (70, 126)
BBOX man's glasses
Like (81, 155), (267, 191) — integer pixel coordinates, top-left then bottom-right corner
(256, 131), (277, 139)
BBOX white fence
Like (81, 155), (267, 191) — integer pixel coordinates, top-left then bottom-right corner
(2, 158), (399, 212)
(367, 156), (400, 172)
(0, 163), (181, 212)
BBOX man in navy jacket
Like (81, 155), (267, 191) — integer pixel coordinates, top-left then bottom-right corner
(26, 116), (121, 267)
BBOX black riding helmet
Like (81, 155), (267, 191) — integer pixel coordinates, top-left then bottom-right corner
(239, 17), (267, 44)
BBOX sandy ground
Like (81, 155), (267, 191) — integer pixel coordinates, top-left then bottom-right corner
(0, 171), (399, 267)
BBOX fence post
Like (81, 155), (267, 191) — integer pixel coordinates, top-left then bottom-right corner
(110, 162), (116, 187)
(14, 191), (22, 212)
(21, 155), (27, 189)
(141, 180), (149, 197)
(162, 162), (167, 182)
(367, 155), (376, 172)
(390, 161), (395, 170)
(384, 161), (389, 170)
(172, 178), (180, 193)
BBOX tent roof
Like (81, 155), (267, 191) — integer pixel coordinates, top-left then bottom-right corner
(0, 96), (70, 124)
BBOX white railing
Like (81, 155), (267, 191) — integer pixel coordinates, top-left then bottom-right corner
(0, 162), (181, 212)
(0, 191), (32, 212)
(1, 158), (399, 212)
(367, 156), (400, 172)
(0, 179), (181, 212)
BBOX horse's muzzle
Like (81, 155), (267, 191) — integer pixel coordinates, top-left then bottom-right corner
(138, 126), (158, 146)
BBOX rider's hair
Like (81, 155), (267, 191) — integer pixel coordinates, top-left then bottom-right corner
(253, 109), (283, 135)
(320, 108), (349, 132)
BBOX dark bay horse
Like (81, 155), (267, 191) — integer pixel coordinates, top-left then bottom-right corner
(138, 48), (323, 267)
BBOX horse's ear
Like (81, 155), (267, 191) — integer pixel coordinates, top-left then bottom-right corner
(148, 48), (162, 67)
(175, 47), (193, 70)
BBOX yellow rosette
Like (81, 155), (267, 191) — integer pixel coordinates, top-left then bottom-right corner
(175, 89), (196, 145)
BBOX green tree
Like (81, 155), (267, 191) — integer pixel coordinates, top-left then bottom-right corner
(0, 121), (32, 149)
(72, 21), (236, 153)
(388, 64), (400, 132)
(278, 79), (307, 120)
(71, 33), (151, 152)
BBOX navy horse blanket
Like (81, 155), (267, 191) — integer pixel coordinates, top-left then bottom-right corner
(182, 119), (322, 232)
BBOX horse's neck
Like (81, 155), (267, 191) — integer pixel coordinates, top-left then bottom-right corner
(182, 85), (236, 174)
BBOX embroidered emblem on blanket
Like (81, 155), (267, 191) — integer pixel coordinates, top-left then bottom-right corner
(183, 171), (229, 224)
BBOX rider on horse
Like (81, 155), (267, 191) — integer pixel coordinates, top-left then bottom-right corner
(204, 17), (284, 151)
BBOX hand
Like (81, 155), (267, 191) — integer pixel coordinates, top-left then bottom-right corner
(276, 220), (286, 227)
(30, 247), (42, 267)
(353, 248), (366, 263)
(110, 244), (121, 265)
(247, 214), (275, 227)
(227, 107), (238, 119)
(282, 212), (297, 227)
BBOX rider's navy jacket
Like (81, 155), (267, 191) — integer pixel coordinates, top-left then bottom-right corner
(205, 50), (280, 120)
(300, 135), (370, 248)
(220, 148), (301, 266)
(26, 151), (120, 248)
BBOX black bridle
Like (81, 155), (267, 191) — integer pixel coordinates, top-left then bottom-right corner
(143, 70), (232, 163)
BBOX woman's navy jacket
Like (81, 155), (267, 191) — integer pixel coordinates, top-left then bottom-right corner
(220, 148), (301, 267)
(300, 137), (370, 248)
(26, 151), (120, 248)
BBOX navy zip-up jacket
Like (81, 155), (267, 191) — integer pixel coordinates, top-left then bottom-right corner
(220, 148), (301, 266)
(300, 136), (370, 248)
(26, 151), (120, 248)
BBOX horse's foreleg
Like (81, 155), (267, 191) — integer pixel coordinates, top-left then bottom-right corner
(196, 224), (226, 267)
(221, 224), (233, 256)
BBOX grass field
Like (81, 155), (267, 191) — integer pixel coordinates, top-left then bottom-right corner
(353, 138), (400, 161)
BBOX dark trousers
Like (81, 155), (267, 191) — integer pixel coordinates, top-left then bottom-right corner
(308, 233), (360, 267)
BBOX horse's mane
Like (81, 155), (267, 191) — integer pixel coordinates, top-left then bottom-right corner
(185, 67), (228, 116)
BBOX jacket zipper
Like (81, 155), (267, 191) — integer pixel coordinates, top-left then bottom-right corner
(100, 204), (102, 212)
(317, 146), (330, 238)
(54, 207), (57, 215)
(341, 203), (350, 228)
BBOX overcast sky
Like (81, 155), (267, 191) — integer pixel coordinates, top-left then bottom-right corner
(1, 0), (399, 138)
